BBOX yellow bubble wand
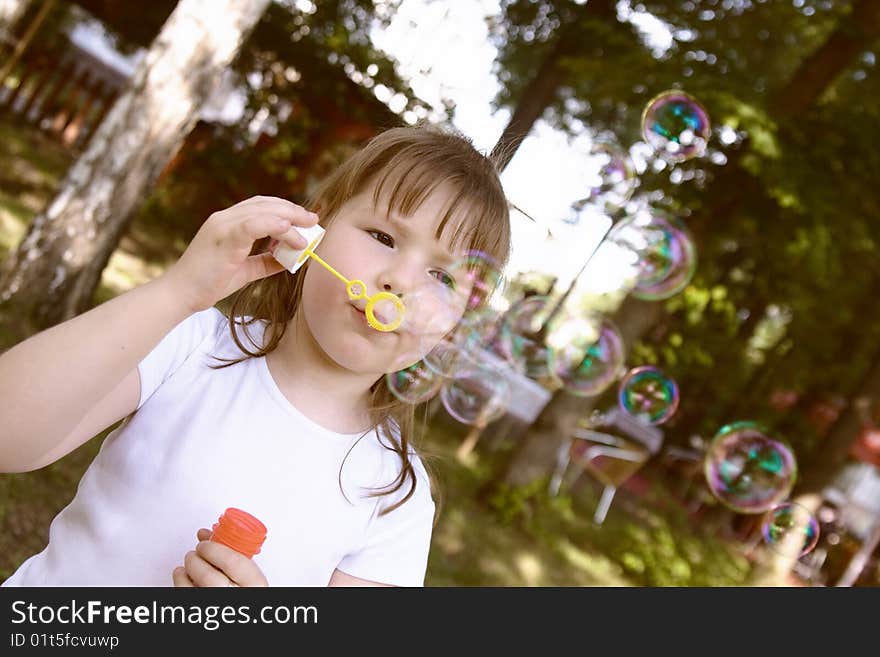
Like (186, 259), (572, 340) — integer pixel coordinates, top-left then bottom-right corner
(290, 234), (405, 333)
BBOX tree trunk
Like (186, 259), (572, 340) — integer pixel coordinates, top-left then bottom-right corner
(0, 0), (271, 334)
(796, 348), (880, 494)
(489, 0), (617, 172)
(501, 295), (664, 487)
(770, 0), (880, 118)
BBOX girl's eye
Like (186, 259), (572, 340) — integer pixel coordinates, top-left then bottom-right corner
(367, 230), (395, 248)
(432, 270), (456, 289)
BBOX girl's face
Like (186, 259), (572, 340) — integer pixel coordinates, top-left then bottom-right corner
(299, 183), (473, 377)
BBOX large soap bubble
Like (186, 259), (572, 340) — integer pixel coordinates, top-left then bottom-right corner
(607, 210), (697, 301)
(704, 421), (797, 514)
(546, 310), (624, 397)
(641, 90), (711, 161)
(440, 363), (511, 426)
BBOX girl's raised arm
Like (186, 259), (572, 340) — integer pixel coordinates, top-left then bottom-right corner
(0, 195), (317, 472)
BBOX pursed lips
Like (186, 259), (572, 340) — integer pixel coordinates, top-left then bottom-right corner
(349, 303), (400, 335)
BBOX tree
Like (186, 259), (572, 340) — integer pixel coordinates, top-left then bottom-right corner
(0, 0), (272, 332)
(489, 0), (624, 169)
(485, 0), (880, 491)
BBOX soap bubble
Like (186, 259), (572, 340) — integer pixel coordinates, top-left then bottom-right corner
(618, 366), (680, 425)
(422, 338), (466, 378)
(423, 307), (498, 377)
(457, 306), (500, 348)
(399, 250), (503, 348)
(704, 421), (797, 513)
(496, 295), (554, 378)
(761, 502), (820, 558)
(641, 90), (711, 161)
(546, 311), (624, 397)
(385, 360), (443, 404)
(447, 250), (505, 313)
(585, 141), (637, 214)
(440, 363), (511, 426)
(397, 280), (462, 342)
(607, 210), (697, 300)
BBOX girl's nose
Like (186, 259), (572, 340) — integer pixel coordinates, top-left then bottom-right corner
(377, 266), (409, 297)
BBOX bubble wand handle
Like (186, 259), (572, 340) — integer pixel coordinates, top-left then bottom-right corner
(304, 248), (351, 289)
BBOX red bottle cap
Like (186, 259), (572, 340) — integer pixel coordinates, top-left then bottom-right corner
(209, 508), (267, 559)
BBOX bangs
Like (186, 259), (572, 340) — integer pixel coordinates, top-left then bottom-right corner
(368, 145), (510, 268)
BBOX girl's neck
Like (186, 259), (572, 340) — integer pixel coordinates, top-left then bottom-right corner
(265, 313), (376, 434)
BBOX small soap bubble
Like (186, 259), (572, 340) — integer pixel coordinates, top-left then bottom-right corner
(385, 360), (443, 404)
(641, 90), (711, 161)
(607, 210), (697, 301)
(440, 363), (511, 426)
(761, 502), (820, 558)
(618, 366), (680, 425)
(704, 421), (797, 513)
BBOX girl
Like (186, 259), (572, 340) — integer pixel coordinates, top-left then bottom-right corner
(0, 125), (511, 587)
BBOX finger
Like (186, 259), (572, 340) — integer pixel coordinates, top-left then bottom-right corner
(196, 540), (267, 587)
(196, 528), (212, 541)
(277, 225), (312, 250)
(227, 197), (319, 226)
(184, 550), (231, 588)
(172, 566), (196, 588)
(234, 214), (309, 250)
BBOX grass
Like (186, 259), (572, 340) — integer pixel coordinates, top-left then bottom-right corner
(421, 417), (752, 586)
(0, 116), (758, 586)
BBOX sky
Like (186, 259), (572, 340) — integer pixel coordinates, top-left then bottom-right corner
(67, 0), (675, 294)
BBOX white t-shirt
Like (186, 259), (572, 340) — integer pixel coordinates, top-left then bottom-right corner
(2, 307), (435, 587)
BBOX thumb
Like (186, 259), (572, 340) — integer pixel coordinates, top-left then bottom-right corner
(197, 527), (212, 542)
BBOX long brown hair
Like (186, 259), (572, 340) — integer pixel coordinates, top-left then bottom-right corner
(207, 123), (511, 517)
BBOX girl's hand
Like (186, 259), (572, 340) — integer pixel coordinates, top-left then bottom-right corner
(163, 195), (319, 314)
(172, 528), (269, 587)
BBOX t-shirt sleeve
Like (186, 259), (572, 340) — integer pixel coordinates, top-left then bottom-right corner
(336, 456), (436, 587)
(136, 306), (225, 410)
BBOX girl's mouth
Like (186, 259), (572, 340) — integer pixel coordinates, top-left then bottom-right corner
(350, 304), (398, 336)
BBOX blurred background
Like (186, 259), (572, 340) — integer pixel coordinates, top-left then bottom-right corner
(1, 0), (879, 586)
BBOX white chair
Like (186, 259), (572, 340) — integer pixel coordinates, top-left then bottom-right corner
(549, 407), (663, 524)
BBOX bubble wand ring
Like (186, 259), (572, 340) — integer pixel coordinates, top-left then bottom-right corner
(298, 241), (404, 332)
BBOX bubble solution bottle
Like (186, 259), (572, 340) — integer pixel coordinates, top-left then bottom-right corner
(209, 507), (267, 558)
